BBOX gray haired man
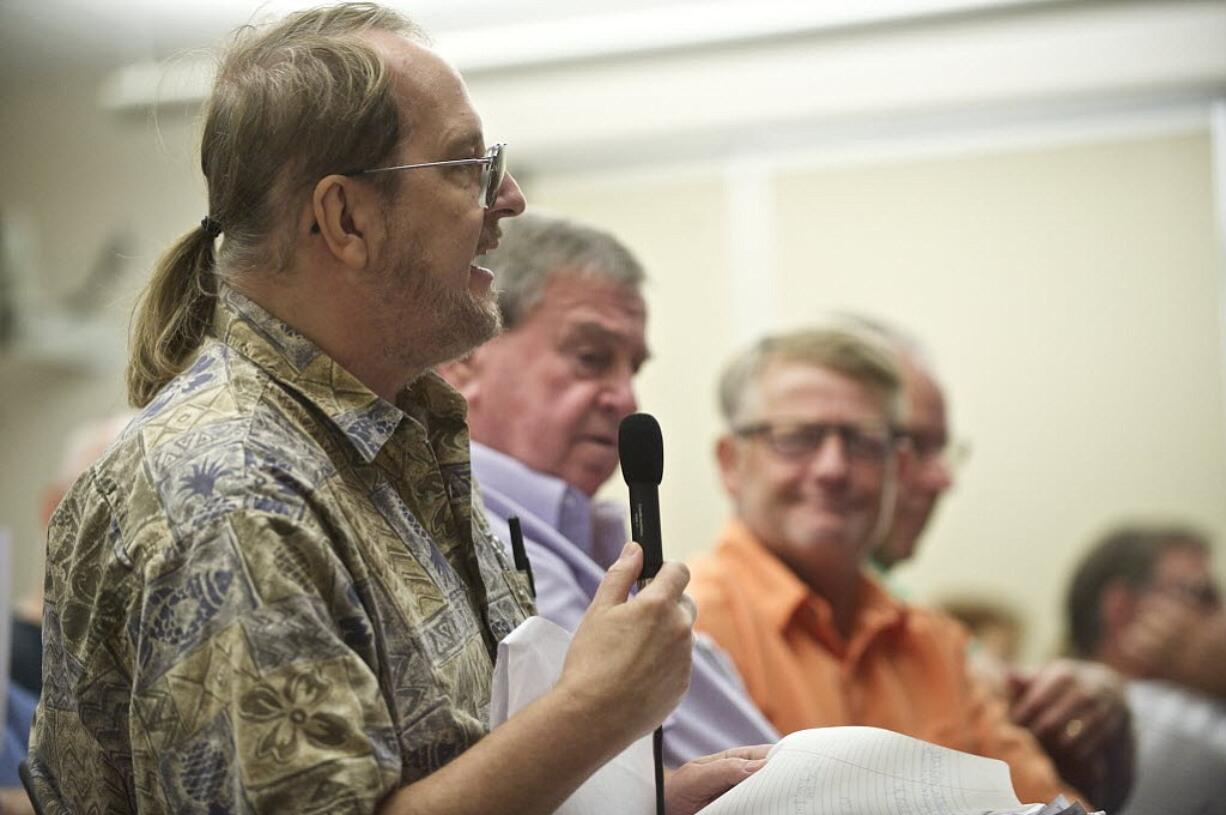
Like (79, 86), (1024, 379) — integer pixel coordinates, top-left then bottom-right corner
(443, 213), (780, 775)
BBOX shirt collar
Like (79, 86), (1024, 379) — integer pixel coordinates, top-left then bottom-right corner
(212, 285), (459, 463)
(717, 518), (814, 632)
(471, 443), (627, 566)
(716, 518), (906, 652)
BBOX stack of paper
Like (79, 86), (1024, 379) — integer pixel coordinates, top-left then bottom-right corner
(697, 727), (1104, 815)
(489, 618), (1103, 815)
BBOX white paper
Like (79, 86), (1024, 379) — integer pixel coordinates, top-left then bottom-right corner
(489, 616), (655, 815)
(696, 726), (1036, 815)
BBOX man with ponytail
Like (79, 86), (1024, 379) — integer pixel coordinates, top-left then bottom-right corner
(29, 5), (729, 813)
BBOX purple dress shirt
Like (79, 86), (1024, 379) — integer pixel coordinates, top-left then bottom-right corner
(472, 443), (780, 767)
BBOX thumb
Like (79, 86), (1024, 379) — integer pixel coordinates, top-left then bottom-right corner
(1005, 668), (1030, 709)
(590, 542), (643, 610)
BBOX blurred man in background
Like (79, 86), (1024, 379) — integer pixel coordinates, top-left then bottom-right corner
(442, 212), (779, 771)
(857, 318), (1132, 808)
(687, 326), (1083, 805)
(1069, 525), (1226, 697)
(1068, 525), (1226, 815)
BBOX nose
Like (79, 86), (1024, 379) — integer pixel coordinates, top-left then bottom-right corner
(600, 369), (638, 419)
(488, 171), (526, 219)
(921, 454), (954, 493)
(932, 460), (954, 491)
(810, 432), (851, 484)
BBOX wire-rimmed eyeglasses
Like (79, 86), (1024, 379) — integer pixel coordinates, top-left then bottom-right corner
(346, 143), (507, 208)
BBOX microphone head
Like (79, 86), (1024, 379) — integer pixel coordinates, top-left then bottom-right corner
(619, 413), (664, 486)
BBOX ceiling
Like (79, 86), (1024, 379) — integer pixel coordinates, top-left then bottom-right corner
(4, 0), (1222, 176)
(0, 0), (1057, 78)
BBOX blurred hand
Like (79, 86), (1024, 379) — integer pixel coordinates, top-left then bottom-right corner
(559, 542), (696, 743)
(1009, 659), (1132, 806)
(1119, 595), (1226, 697)
(1118, 592), (1199, 677)
(665, 745), (771, 815)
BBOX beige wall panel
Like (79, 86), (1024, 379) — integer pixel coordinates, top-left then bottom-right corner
(0, 78), (204, 596)
(772, 133), (1226, 659)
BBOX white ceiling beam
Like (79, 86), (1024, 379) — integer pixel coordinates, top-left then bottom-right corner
(97, 1), (1226, 172)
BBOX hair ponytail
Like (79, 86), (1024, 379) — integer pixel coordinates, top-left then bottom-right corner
(125, 4), (419, 407)
(126, 226), (220, 407)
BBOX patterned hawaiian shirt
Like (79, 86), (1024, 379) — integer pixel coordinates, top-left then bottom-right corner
(29, 286), (535, 814)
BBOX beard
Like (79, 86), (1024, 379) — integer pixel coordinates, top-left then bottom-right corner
(419, 276), (502, 364)
(374, 235), (502, 374)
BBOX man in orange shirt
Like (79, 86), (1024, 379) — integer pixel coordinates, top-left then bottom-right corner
(688, 326), (1083, 805)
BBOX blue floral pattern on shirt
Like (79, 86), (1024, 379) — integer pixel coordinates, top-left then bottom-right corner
(30, 286), (534, 814)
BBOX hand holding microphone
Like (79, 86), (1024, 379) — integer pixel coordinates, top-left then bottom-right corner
(561, 541), (694, 735)
(559, 413), (694, 814)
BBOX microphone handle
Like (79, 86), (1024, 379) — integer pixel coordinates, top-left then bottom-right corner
(627, 481), (663, 579)
(627, 479), (667, 815)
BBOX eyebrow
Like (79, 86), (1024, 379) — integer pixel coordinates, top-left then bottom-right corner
(443, 131), (484, 158)
(562, 320), (652, 367)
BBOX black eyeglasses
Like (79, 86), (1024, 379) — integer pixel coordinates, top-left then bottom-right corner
(900, 427), (972, 474)
(346, 143), (508, 208)
(734, 421), (901, 464)
(1150, 580), (1222, 609)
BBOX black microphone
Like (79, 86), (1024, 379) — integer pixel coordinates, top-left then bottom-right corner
(619, 412), (664, 583)
(617, 412), (666, 815)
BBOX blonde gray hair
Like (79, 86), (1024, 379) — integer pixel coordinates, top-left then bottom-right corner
(485, 212), (646, 329)
(127, 3), (423, 407)
(718, 326), (903, 426)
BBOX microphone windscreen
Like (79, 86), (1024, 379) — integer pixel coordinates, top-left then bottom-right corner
(619, 413), (664, 485)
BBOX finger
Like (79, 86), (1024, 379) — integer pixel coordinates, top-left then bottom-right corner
(1068, 694), (1122, 750)
(679, 593), (698, 626)
(1071, 705), (1126, 761)
(590, 542), (643, 610)
(1005, 667), (1032, 704)
(725, 745), (771, 763)
(1028, 693), (1092, 743)
(638, 561), (691, 604)
(688, 745), (773, 764)
(687, 757), (766, 795)
(1012, 670), (1073, 727)
(665, 755), (767, 815)
(1069, 715), (1113, 760)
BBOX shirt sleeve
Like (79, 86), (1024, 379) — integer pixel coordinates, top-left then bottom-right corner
(522, 540), (591, 632)
(128, 509), (402, 814)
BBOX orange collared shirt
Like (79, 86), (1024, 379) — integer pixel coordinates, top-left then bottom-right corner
(689, 519), (1078, 805)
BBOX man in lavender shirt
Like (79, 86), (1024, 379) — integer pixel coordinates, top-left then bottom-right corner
(442, 213), (779, 768)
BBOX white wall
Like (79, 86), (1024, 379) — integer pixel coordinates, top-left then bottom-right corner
(0, 75), (204, 597)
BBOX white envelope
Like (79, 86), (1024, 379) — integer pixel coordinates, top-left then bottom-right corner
(489, 616), (655, 815)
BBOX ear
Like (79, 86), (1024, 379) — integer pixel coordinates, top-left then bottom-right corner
(438, 352), (482, 399)
(311, 175), (376, 270)
(715, 434), (744, 502)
